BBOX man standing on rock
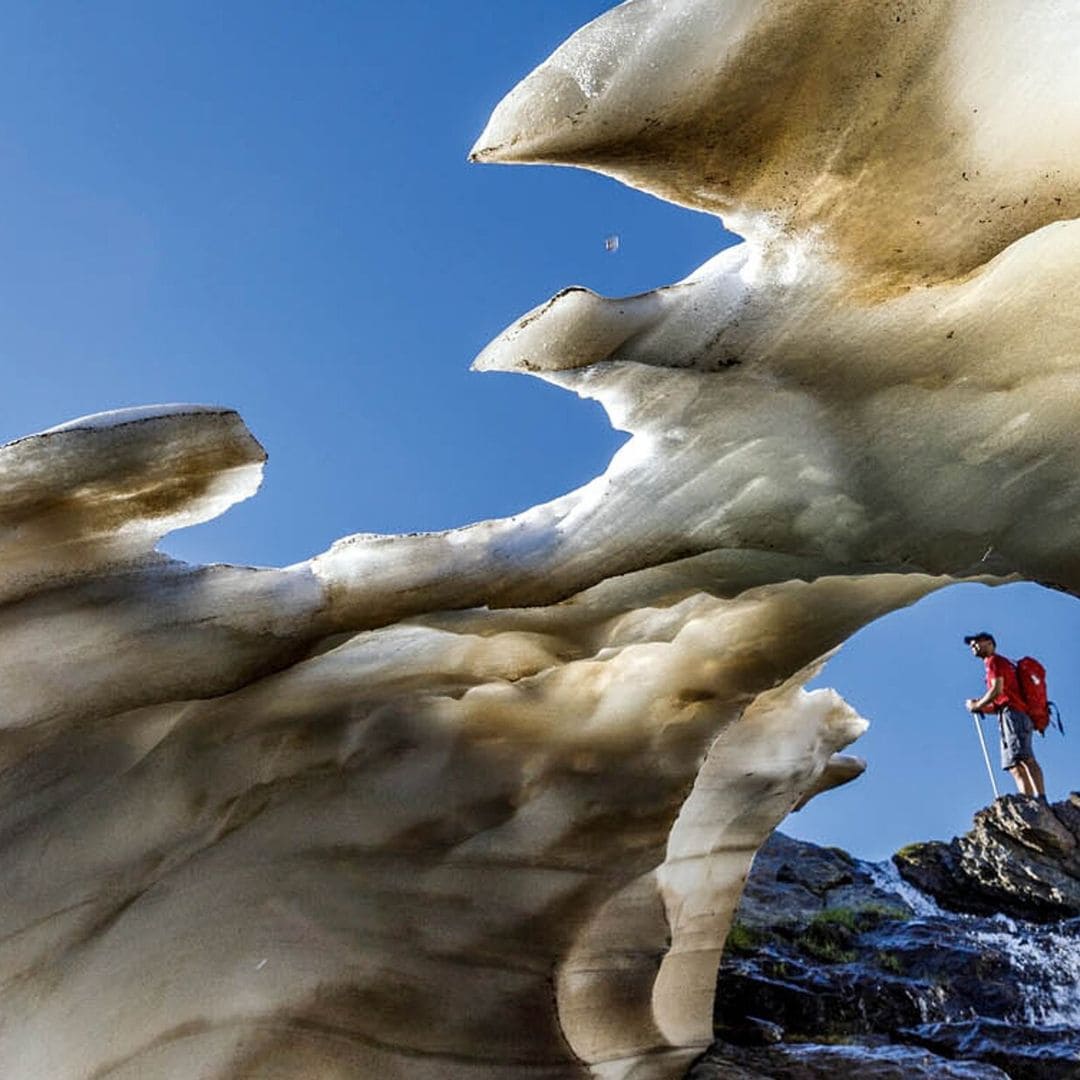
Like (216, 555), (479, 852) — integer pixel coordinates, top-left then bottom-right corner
(964, 632), (1046, 799)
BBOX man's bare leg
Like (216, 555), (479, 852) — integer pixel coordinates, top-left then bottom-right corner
(1023, 757), (1046, 797)
(1007, 761), (1045, 797)
(1008, 764), (1035, 796)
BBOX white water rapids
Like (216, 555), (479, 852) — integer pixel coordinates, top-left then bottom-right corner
(869, 860), (1080, 1028)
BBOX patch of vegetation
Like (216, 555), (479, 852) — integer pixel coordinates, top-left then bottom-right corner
(800, 935), (857, 964)
(814, 907), (858, 930)
(876, 951), (905, 975)
(855, 902), (911, 928)
(725, 901), (910, 967)
(895, 842), (929, 861)
(800, 908), (858, 963)
(796, 903), (910, 963)
(826, 845), (854, 864)
(725, 921), (763, 953)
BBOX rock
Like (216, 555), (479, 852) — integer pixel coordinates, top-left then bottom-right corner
(710, 829), (1080, 1079)
(736, 833), (872, 930)
(894, 794), (1080, 921)
(716, 952), (942, 1040)
(900, 1020), (1080, 1080)
(714, 1014), (784, 1047)
(689, 1040), (1012, 1079)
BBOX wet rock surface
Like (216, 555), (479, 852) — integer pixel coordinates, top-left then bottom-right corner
(900, 1020), (1080, 1080)
(894, 793), (1080, 922)
(688, 1040), (1011, 1079)
(699, 812), (1080, 1079)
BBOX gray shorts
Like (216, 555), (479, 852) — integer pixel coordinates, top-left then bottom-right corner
(998, 706), (1034, 770)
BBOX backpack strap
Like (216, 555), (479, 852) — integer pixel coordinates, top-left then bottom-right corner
(1049, 701), (1065, 736)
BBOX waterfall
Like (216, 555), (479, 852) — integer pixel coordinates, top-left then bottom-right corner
(712, 829), (1080, 1076)
(867, 859), (948, 919)
(973, 918), (1080, 1026)
(868, 856), (1080, 1027)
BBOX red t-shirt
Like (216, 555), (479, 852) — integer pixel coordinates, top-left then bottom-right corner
(983, 654), (1027, 712)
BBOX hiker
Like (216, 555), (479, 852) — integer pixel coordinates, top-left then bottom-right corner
(964, 632), (1046, 798)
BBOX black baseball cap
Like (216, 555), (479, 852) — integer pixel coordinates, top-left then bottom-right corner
(963, 631), (995, 645)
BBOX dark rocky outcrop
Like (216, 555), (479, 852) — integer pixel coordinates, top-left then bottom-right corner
(689, 1040), (1011, 1079)
(894, 793), (1080, 922)
(900, 1020), (1080, 1080)
(694, 804), (1080, 1079)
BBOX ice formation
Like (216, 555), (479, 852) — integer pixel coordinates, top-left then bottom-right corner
(3, 2), (1078, 1078)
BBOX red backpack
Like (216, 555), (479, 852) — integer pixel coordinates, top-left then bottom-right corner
(1014, 656), (1063, 735)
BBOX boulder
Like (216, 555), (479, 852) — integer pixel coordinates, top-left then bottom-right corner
(894, 794), (1080, 922)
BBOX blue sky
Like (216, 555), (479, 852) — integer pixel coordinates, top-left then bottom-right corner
(1, 2), (1074, 861)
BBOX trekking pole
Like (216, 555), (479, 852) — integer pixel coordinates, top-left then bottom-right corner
(970, 711), (1000, 799)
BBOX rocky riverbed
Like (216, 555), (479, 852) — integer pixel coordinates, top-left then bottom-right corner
(690, 795), (1080, 1079)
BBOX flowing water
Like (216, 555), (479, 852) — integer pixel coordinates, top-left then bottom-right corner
(869, 858), (1080, 1029)
(868, 859), (948, 919)
(972, 918), (1080, 1026)
(710, 832), (1080, 1076)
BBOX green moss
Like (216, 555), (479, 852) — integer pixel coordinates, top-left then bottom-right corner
(800, 909), (858, 963)
(895, 842), (929, 861)
(725, 921), (763, 953)
(726, 902), (908, 967)
(813, 907), (858, 930)
(856, 902), (911, 928)
(876, 951), (905, 975)
(816, 901), (909, 928)
(800, 934), (857, 964)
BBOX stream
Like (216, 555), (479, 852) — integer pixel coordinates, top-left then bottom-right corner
(691, 828), (1080, 1079)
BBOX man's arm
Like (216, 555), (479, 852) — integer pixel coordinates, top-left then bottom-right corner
(966, 677), (1003, 713)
